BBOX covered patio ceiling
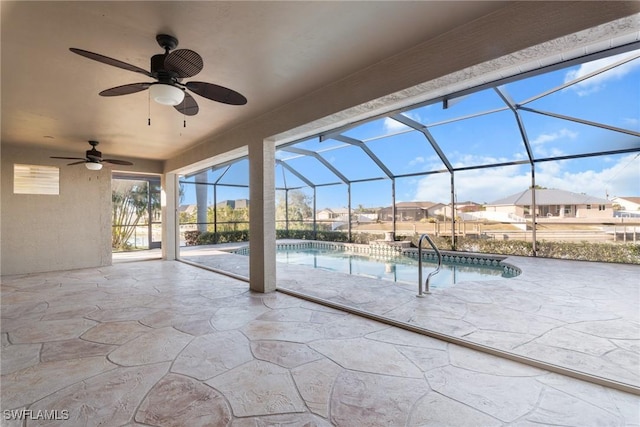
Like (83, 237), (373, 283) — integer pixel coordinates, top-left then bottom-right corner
(1, 1), (510, 161)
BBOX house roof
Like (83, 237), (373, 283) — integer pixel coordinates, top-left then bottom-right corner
(489, 189), (611, 206)
(317, 208), (350, 214)
(614, 196), (640, 204)
(394, 201), (440, 209)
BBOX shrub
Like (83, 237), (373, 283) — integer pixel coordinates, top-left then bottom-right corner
(188, 228), (639, 264)
(534, 240), (640, 264)
(405, 233), (639, 263)
(190, 230), (250, 245)
(217, 230), (249, 243)
(184, 230), (201, 246)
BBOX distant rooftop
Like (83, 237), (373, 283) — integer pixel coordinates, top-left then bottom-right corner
(489, 189), (611, 206)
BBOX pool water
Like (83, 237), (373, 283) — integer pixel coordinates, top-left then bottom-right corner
(276, 247), (512, 288)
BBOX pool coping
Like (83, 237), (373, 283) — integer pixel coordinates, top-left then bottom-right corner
(230, 239), (522, 277)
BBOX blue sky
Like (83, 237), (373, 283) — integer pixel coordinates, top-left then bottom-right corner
(182, 50), (640, 210)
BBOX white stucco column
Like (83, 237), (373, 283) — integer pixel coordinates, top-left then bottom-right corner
(249, 140), (276, 293)
(161, 172), (178, 260)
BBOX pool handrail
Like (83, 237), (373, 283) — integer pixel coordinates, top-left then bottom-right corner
(417, 233), (442, 297)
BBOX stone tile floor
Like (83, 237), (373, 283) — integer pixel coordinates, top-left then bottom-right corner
(2, 256), (638, 426)
(181, 243), (640, 391)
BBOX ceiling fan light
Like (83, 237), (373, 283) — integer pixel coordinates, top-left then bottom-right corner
(85, 162), (103, 171)
(150, 83), (184, 106)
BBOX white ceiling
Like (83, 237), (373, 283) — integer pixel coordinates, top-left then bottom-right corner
(1, 1), (509, 162)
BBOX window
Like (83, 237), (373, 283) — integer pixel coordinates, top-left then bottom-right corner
(13, 164), (59, 195)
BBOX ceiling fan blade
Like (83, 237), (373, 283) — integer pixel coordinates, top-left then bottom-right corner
(103, 159), (134, 166)
(185, 81), (247, 105)
(165, 49), (203, 78)
(50, 156), (86, 160)
(70, 48), (152, 77)
(99, 83), (150, 97)
(174, 91), (199, 116)
(67, 160), (87, 166)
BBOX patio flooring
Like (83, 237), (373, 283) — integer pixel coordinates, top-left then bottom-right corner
(180, 242), (640, 392)
(0, 247), (638, 426)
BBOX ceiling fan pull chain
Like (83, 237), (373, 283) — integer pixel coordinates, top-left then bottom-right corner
(148, 90), (151, 126)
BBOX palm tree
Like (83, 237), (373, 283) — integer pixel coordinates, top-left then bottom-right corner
(112, 181), (159, 250)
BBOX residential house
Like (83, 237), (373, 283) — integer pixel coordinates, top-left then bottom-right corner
(612, 196), (640, 218)
(216, 199), (250, 209)
(179, 204), (197, 216)
(316, 208), (349, 221)
(378, 201), (445, 222)
(485, 189), (614, 220)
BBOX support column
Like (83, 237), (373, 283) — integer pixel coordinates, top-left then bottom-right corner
(195, 171), (208, 232)
(531, 165), (537, 256)
(249, 141), (276, 293)
(347, 183), (352, 242)
(391, 178), (396, 238)
(313, 187), (317, 239)
(161, 173), (177, 260)
(450, 172), (456, 250)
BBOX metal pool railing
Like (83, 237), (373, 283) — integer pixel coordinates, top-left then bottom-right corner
(417, 233), (442, 297)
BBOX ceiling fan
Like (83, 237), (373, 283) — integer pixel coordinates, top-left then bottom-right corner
(70, 34), (247, 116)
(50, 141), (133, 170)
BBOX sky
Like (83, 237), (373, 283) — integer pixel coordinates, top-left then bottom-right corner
(181, 50), (640, 210)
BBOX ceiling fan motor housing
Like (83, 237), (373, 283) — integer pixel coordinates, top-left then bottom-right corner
(87, 140), (101, 160)
(87, 148), (102, 160)
(151, 54), (181, 83)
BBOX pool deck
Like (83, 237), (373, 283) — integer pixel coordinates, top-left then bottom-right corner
(180, 241), (640, 392)
(1, 243), (638, 426)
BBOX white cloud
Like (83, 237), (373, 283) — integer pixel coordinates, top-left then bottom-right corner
(382, 117), (409, 133)
(564, 52), (640, 97)
(413, 173), (451, 203)
(530, 128), (578, 146)
(408, 156), (425, 167)
(536, 153), (640, 198)
(413, 163), (529, 204)
(382, 111), (422, 133)
(530, 128), (577, 157)
(536, 160), (563, 177)
(411, 154), (639, 204)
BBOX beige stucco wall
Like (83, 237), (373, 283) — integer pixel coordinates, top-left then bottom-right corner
(0, 143), (163, 275)
(576, 206), (614, 219)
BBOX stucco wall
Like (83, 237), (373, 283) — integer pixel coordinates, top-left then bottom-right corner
(0, 144), (162, 275)
(576, 206), (614, 219)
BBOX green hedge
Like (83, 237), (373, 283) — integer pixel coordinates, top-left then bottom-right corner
(185, 229), (639, 264)
(184, 230), (200, 246)
(534, 240), (640, 264)
(275, 229), (411, 244)
(184, 230), (250, 245)
(413, 235), (639, 264)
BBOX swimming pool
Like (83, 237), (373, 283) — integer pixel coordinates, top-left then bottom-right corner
(236, 242), (518, 288)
